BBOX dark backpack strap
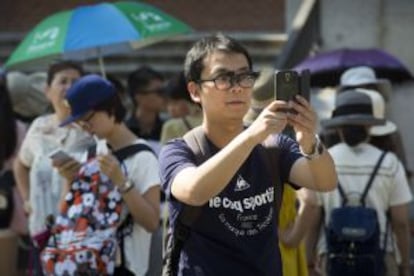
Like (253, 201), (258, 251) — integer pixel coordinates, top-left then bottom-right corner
(183, 126), (210, 159)
(361, 151), (390, 253)
(87, 144), (97, 159)
(360, 151), (387, 206)
(113, 143), (155, 271)
(182, 117), (193, 131)
(337, 183), (348, 206)
(113, 143), (155, 161)
(165, 126), (210, 276)
(337, 152), (387, 207)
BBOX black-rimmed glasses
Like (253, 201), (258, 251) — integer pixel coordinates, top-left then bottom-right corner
(197, 71), (259, 91)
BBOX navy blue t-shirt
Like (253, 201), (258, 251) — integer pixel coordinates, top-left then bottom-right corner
(159, 134), (302, 276)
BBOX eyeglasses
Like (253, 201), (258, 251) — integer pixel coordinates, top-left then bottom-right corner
(138, 87), (164, 95)
(197, 71), (259, 91)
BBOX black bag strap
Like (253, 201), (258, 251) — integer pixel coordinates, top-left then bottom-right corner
(338, 151), (387, 206)
(360, 151), (387, 205)
(182, 117), (193, 131)
(164, 126), (209, 276)
(113, 143), (155, 161)
(113, 143), (155, 270)
(337, 184), (347, 206)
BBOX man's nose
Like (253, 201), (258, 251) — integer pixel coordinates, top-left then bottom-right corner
(229, 79), (243, 93)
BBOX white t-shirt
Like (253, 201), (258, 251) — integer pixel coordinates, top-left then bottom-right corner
(18, 114), (94, 234)
(119, 139), (160, 276)
(317, 142), (412, 254)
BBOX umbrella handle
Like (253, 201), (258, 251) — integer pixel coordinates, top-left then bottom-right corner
(97, 48), (106, 79)
(98, 56), (106, 79)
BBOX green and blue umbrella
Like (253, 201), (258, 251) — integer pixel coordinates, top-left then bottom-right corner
(5, 1), (192, 74)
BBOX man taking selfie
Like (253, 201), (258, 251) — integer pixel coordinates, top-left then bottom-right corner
(159, 33), (337, 276)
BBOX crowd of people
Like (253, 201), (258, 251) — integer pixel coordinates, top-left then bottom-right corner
(0, 33), (412, 276)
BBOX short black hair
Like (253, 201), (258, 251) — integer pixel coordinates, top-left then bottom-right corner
(127, 66), (164, 98)
(92, 93), (126, 123)
(164, 71), (192, 102)
(47, 60), (84, 85)
(339, 125), (369, 146)
(106, 74), (125, 95)
(184, 33), (253, 82)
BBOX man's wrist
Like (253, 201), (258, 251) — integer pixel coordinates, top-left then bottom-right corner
(300, 134), (317, 155)
(300, 134), (324, 159)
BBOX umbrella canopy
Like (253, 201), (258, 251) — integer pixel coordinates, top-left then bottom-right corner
(294, 48), (413, 87)
(5, 1), (192, 73)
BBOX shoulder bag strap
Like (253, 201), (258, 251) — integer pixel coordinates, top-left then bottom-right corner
(182, 117), (193, 131)
(359, 151), (389, 255)
(360, 151), (387, 206)
(113, 143), (155, 161)
(166, 126), (210, 275)
(337, 183), (348, 206)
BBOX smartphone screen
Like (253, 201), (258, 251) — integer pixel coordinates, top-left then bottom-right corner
(48, 149), (72, 163)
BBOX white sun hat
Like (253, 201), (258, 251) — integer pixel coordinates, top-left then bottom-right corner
(357, 89), (397, 136)
(339, 66), (392, 101)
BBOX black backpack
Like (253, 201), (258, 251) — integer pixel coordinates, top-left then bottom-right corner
(325, 151), (388, 276)
(162, 126), (283, 276)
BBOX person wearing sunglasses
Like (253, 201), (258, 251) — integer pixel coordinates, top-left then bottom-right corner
(159, 33), (337, 276)
(126, 66), (167, 144)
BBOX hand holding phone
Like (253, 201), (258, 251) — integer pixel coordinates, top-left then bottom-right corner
(49, 149), (80, 181)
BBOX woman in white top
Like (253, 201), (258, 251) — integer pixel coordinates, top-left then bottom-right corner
(13, 61), (94, 273)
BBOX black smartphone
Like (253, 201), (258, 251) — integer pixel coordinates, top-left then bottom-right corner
(274, 69), (310, 112)
(274, 70), (300, 102)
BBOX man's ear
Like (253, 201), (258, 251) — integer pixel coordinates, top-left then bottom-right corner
(187, 81), (201, 104)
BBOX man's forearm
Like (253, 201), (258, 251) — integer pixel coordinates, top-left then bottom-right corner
(172, 130), (257, 206)
(306, 151), (337, 192)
